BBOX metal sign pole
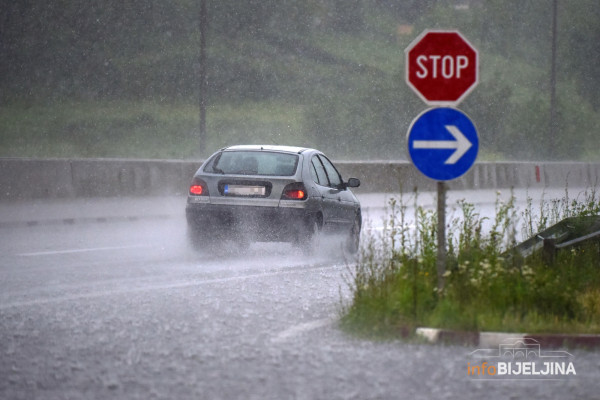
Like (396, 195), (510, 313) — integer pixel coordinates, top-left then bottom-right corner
(436, 181), (446, 291)
(404, 30), (479, 293)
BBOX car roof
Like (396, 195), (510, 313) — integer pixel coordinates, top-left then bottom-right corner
(222, 145), (314, 154)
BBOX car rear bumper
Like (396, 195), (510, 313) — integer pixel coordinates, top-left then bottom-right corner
(186, 202), (311, 242)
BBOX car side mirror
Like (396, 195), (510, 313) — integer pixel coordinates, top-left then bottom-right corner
(346, 178), (360, 188)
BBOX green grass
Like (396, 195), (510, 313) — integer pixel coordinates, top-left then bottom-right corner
(341, 187), (600, 338)
(207, 101), (306, 151)
(308, 31), (403, 76)
(0, 100), (307, 159)
(3, 25), (600, 161)
(0, 100), (196, 159)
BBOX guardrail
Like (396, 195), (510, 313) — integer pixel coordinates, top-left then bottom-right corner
(1, 158), (599, 200)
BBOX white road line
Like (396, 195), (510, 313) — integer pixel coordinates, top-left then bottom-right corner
(271, 318), (335, 344)
(17, 244), (150, 257)
(0, 264), (344, 310)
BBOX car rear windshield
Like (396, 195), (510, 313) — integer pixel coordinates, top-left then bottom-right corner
(204, 151), (299, 176)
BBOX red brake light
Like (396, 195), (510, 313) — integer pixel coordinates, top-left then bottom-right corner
(282, 183), (307, 200)
(189, 178), (208, 196)
(190, 185), (204, 195)
(286, 189), (305, 199)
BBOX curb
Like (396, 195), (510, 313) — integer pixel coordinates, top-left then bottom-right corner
(416, 327), (600, 349)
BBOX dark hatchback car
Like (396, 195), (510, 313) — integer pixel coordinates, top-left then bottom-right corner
(186, 145), (361, 253)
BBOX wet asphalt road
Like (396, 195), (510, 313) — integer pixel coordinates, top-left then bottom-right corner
(1, 192), (599, 399)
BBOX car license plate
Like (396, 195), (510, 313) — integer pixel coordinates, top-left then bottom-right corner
(224, 184), (266, 196)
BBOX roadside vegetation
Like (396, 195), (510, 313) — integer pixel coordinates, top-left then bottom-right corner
(341, 187), (600, 338)
(0, 100), (305, 159)
(2, 1), (600, 160)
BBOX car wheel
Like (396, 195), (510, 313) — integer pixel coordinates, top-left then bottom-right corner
(299, 217), (321, 255)
(187, 225), (216, 252)
(230, 232), (251, 254)
(345, 215), (361, 255)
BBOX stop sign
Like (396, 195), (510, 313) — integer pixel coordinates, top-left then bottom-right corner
(405, 30), (478, 105)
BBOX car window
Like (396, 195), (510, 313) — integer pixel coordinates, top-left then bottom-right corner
(310, 160), (319, 184)
(311, 156), (329, 186)
(318, 155), (342, 188)
(204, 151), (298, 176)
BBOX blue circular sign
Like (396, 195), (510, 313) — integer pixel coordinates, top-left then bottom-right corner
(407, 107), (478, 181)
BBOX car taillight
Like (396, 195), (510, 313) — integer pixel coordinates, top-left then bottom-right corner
(190, 185), (204, 195)
(282, 183), (307, 200)
(189, 177), (209, 196)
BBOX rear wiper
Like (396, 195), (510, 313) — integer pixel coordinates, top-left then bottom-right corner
(212, 166), (225, 174)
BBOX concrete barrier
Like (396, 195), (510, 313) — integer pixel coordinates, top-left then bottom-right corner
(335, 161), (600, 194)
(1, 158), (599, 201)
(0, 158), (198, 200)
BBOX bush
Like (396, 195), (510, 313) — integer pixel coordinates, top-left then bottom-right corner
(341, 187), (600, 337)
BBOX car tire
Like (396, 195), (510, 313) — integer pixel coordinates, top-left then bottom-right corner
(299, 217), (321, 255)
(345, 215), (361, 255)
(231, 232), (251, 254)
(187, 224), (215, 252)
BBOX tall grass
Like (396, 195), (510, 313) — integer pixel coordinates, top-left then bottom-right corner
(341, 187), (600, 337)
(0, 100), (306, 159)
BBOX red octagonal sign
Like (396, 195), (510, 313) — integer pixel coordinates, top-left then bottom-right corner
(405, 30), (478, 105)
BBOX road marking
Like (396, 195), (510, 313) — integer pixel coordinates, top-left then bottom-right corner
(271, 318), (335, 344)
(17, 244), (150, 257)
(0, 264), (344, 310)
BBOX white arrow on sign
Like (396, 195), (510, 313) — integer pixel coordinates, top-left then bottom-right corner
(412, 125), (472, 164)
